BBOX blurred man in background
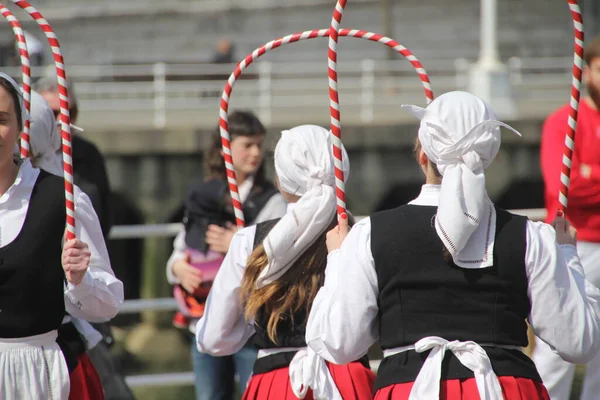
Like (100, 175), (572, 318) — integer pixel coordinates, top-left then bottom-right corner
(211, 38), (235, 64)
(36, 77), (112, 236)
(534, 35), (600, 400)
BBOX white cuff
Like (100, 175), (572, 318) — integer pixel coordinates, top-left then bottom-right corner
(327, 249), (341, 259)
(64, 271), (94, 307)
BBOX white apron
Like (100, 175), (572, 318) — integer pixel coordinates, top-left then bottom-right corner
(0, 330), (70, 400)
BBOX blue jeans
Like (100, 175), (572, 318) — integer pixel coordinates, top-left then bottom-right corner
(191, 341), (257, 400)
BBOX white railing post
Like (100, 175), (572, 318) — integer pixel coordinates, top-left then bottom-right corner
(360, 58), (375, 123)
(508, 56), (523, 85)
(153, 62), (167, 129)
(258, 61), (272, 126)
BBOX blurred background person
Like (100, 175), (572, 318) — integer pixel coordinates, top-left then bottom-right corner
(533, 35), (600, 400)
(166, 110), (286, 400)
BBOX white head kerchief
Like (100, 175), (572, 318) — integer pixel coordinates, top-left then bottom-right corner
(28, 90), (62, 175)
(11, 90), (63, 176)
(256, 125), (350, 287)
(402, 91), (521, 269)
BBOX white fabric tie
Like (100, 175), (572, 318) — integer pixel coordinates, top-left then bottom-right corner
(256, 347), (342, 400)
(384, 336), (505, 400)
(289, 348), (342, 400)
(256, 125), (349, 287)
(402, 91), (521, 269)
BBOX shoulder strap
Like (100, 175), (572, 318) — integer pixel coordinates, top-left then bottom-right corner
(253, 219), (281, 249)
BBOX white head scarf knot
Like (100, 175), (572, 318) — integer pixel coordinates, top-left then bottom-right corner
(256, 125), (350, 288)
(402, 91), (521, 269)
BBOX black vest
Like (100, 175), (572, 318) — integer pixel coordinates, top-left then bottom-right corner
(184, 179), (278, 252)
(251, 219), (308, 350)
(0, 170), (66, 338)
(370, 205), (540, 390)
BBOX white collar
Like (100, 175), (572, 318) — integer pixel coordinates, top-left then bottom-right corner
(238, 175), (255, 203)
(0, 159), (39, 206)
(408, 184), (441, 206)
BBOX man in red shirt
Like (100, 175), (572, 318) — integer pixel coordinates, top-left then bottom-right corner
(532, 36), (600, 400)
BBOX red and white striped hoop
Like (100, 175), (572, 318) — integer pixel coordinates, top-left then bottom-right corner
(219, 28), (434, 226)
(328, 0), (348, 219)
(12, 0), (76, 239)
(558, 0), (584, 213)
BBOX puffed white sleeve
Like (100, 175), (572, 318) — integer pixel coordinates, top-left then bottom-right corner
(306, 218), (380, 365)
(196, 225), (257, 356)
(526, 220), (600, 363)
(64, 188), (124, 322)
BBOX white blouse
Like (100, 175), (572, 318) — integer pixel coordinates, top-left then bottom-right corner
(0, 160), (123, 323)
(305, 184), (600, 366)
(195, 223), (259, 355)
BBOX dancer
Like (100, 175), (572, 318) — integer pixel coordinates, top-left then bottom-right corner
(167, 110), (286, 400)
(307, 91), (600, 400)
(0, 72), (122, 399)
(533, 35), (600, 400)
(196, 125), (375, 399)
(16, 89), (106, 400)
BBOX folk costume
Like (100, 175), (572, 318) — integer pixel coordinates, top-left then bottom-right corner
(306, 92), (600, 400)
(196, 125), (375, 399)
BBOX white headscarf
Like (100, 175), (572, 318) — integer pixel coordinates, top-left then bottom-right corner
(256, 125), (350, 288)
(402, 91), (521, 269)
(28, 90), (63, 175)
(11, 90), (63, 176)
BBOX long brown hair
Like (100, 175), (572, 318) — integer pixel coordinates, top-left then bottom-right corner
(205, 110), (267, 184)
(240, 215), (346, 344)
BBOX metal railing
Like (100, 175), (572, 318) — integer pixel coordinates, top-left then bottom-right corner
(3, 56), (573, 129)
(114, 208), (546, 387)
(20, 0), (379, 20)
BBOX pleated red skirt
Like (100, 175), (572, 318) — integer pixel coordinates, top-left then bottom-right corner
(374, 376), (549, 400)
(69, 353), (104, 400)
(243, 361), (375, 400)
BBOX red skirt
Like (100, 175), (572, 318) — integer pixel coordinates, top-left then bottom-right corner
(374, 377), (550, 400)
(69, 353), (104, 400)
(243, 361), (375, 400)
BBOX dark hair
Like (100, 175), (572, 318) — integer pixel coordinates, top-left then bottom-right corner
(0, 76), (23, 131)
(585, 36), (600, 67)
(241, 215), (353, 344)
(205, 110), (267, 182)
